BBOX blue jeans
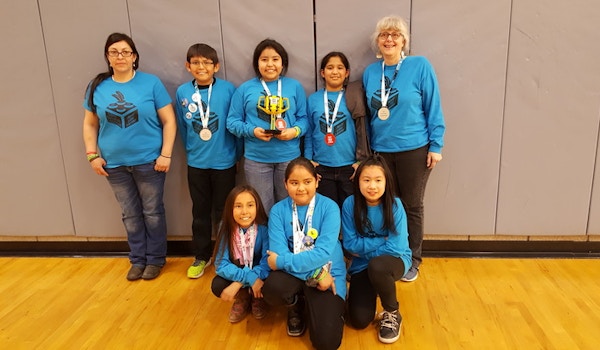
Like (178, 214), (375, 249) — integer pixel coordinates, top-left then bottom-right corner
(244, 158), (289, 214)
(105, 162), (167, 266)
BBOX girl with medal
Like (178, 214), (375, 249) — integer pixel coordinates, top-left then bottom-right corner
(262, 157), (346, 349)
(211, 185), (270, 323)
(305, 52), (369, 208)
(227, 39), (308, 214)
(175, 44), (240, 279)
(363, 15), (446, 282)
(341, 155), (411, 344)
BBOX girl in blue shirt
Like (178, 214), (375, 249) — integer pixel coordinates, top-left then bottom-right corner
(227, 39), (308, 214)
(263, 157), (346, 350)
(342, 154), (412, 344)
(305, 52), (368, 208)
(211, 185), (270, 323)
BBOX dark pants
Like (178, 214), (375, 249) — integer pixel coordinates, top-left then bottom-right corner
(187, 165), (236, 261)
(211, 275), (236, 298)
(316, 164), (355, 208)
(262, 271), (345, 350)
(380, 145), (431, 268)
(347, 255), (406, 329)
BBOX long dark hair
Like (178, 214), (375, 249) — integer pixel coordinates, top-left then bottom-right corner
(252, 38), (289, 78)
(353, 154), (398, 236)
(212, 185), (268, 265)
(85, 33), (139, 114)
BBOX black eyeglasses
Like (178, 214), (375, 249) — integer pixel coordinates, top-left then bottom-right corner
(107, 50), (134, 58)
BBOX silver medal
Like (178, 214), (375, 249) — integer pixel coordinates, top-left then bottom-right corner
(378, 107), (390, 120)
(199, 128), (212, 141)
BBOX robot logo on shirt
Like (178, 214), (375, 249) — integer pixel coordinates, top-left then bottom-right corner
(369, 76), (399, 111)
(106, 91), (139, 128)
(191, 101), (219, 137)
(318, 98), (347, 136)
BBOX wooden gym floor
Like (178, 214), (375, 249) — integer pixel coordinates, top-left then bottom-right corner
(0, 257), (598, 349)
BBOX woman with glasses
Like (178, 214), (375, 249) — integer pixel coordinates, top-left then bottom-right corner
(82, 32), (176, 281)
(362, 16), (445, 283)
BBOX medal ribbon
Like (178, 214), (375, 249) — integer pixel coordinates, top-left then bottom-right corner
(292, 196), (316, 254)
(379, 52), (405, 108)
(194, 81), (213, 129)
(237, 224), (257, 269)
(323, 89), (344, 134)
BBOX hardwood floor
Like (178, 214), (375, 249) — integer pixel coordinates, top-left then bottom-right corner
(1, 257), (598, 349)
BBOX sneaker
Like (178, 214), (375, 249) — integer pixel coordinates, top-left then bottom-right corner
(378, 310), (402, 344)
(142, 265), (162, 280)
(287, 297), (305, 337)
(400, 266), (419, 282)
(251, 297), (267, 320)
(229, 289), (251, 323)
(126, 265), (144, 281)
(187, 259), (211, 279)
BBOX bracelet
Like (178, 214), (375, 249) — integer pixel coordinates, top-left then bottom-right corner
(316, 269), (328, 282)
(160, 154), (171, 158)
(87, 154), (100, 162)
(294, 126), (301, 138)
(86, 151), (98, 155)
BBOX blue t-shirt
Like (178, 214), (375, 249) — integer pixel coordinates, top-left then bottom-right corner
(83, 71), (172, 168)
(227, 77), (308, 163)
(305, 89), (357, 167)
(341, 195), (412, 275)
(363, 56), (445, 153)
(175, 78), (240, 169)
(268, 194), (347, 299)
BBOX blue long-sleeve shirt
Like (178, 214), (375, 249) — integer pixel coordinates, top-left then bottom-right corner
(175, 78), (241, 169)
(341, 195), (412, 275)
(227, 76), (308, 163)
(268, 194), (347, 299)
(214, 224), (270, 287)
(305, 89), (357, 167)
(363, 56), (445, 154)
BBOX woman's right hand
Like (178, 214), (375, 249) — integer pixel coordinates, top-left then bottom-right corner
(90, 157), (108, 176)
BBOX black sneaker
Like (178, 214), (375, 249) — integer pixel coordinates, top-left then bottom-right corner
(287, 298), (305, 337)
(378, 310), (401, 344)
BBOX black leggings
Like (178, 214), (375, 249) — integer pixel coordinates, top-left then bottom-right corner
(347, 255), (406, 329)
(262, 270), (345, 350)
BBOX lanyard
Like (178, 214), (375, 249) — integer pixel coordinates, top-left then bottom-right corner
(323, 89), (344, 134)
(193, 81), (213, 128)
(380, 53), (405, 108)
(237, 224), (257, 269)
(292, 196), (316, 254)
(260, 78), (283, 119)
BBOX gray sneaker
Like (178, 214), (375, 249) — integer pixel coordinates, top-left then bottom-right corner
(378, 310), (402, 344)
(400, 266), (419, 282)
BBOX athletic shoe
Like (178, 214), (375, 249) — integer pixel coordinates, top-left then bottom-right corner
(229, 289), (250, 323)
(400, 266), (419, 282)
(378, 310), (402, 344)
(187, 258), (211, 279)
(287, 297), (305, 336)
